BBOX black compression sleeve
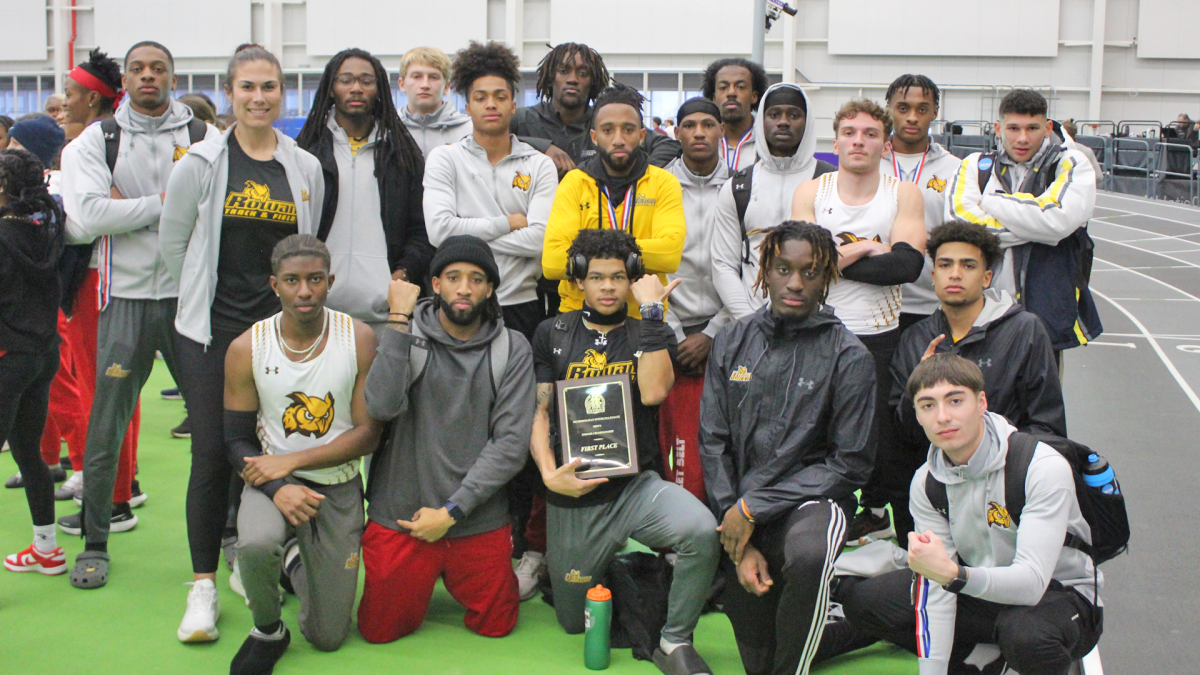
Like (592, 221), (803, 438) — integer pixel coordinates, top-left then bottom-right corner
(839, 241), (925, 286)
(637, 318), (675, 355)
(225, 409), (290, 499)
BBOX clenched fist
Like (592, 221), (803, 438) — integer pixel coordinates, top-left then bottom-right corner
(387, 278), (421, 329)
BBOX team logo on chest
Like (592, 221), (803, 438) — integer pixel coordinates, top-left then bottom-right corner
(512, 172), (531, 191)
(987, 501), (1012, 528)
(173, 144), (189, 162)
(729, 366), (752, 382)
(565, 349), (634, 379)
(926, 175), (947, 193)
(282, 392), (336, 438)
(836, 232), (883, 245)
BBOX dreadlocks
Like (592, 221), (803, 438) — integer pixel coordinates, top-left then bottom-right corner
(534, 42), (609, 103)
(0, 148), (65, 243)
(754, 221), (839, 301)
(296, 48), (424, 178)
(885, 74), (940, 107)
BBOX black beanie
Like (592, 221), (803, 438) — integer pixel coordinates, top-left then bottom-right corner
(430, 235), (501, 286)
(676, 97), (721, 124)
(763, 86), (807, 114)
(8, 115), (65, 169)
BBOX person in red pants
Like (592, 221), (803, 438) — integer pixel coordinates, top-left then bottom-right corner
(358, 238), (535, 643)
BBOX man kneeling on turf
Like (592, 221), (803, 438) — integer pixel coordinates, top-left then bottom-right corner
(840, 354), (1102, 675)
(530, 229), (719, 675)
(224, 235), (381, 673)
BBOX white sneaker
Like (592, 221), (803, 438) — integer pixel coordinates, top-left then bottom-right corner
(514, 551), (546, 601)
(55, 472), (82, 501)
(177, 579), (221, 642)
(229, 558), (247, 605)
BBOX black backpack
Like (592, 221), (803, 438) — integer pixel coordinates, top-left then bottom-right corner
(925, 431), (1130, 565)
(731, 161), (836, 265)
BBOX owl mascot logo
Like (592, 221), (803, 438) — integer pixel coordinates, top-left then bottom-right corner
(282, 392), (336, 438)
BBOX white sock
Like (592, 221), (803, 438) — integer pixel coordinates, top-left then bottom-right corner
(869, 507), (887, 518)
(659, 637), (688, 655)
(33, 524), (56, 553)
(250, 621), (287, 641)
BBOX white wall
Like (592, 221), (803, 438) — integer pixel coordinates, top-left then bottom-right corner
(2, 0), (1198, 133)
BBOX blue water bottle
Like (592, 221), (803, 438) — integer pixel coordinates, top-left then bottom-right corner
(1083, 453), (1119, 495)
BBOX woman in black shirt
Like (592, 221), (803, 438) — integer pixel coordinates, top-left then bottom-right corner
(0, 149), (67, 576)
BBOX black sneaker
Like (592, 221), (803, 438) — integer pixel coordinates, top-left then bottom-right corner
(5, 472), (23, 489)
(49, 464), (67, 483)
(844, 509), (896, 546)
(230, 625), (291, 675)
(58, 503), (139, 536)
(161, 387), (183, 400)
(60, 454), (72, 472)
(129, 480), (147, 508)
(171, 416), (191, 439)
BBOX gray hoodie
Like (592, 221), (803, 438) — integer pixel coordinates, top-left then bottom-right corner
(910, 412), (1099, 674)
(423, 135), (558, 306)
(62, 99), (220, 300)
(320, 113), (391, 324)
(664, 157), (733, 341)
(401, 101), (473, 157)
(159, 125), (325, 345)
(709, 83), (832, 319)
(363, 300), (535, 538)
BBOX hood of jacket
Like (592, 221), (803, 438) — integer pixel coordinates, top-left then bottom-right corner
(186, 122), (305, 166)
(927, 411), (1013, 486)
(577, 147), (650, 193)
(401, 101), (471, 130)
(752, 303), (845, 339)
(753, 82), (818, 176)
(410, 297), (505, 350)
(113, 97), (194, 134)
(882, 136), (956, 165)
(665, 156), (730, 189)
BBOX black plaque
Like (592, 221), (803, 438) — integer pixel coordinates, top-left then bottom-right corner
(556, 374), (639, 479)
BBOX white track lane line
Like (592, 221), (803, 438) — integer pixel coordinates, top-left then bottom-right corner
(1090, 206), (1200, 231)
(1097, 193), (1200, 215)
(1092, 288), (1200, 417)
(1092, 236), (1200, 271)
(1093, 257), (1200, 302)
(1091, 218), (1200, 243)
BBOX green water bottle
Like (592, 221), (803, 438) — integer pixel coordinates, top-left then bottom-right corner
(584, 584), (612, 670)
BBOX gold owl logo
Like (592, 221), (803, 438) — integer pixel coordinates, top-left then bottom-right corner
(926, 175), (947, 193)
(243, 181), (272, 201)
(987, 502), (1012, 528)
(344, 552), (360, 569)
(282, 392), (335, 438)
(585, 393), (606, 415)
(512, 172), (531, 191)
(835, 232), (883, 245)
(729, 366), (752, 382)
(173, 144), (189, 162)
(581, 350), (608, 370)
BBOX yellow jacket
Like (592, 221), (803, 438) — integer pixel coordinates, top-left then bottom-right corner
(543, 165), (686, 317)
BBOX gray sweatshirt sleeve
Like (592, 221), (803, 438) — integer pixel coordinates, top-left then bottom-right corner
(364, 329), (417, 421)
(449, 333), (537, 516)
(960, 449), (1076, 605)
(159, 153), (206, 283)
(489, 155), (559, 259)
(59, 142), (93, 245)
(422, 146), (510, 245)
(909, 465), (959, 675)
(72, 128), (164, 237)
(709, 181), (758, 320)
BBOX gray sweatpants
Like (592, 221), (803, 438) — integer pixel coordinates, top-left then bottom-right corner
(237, 479), (364, 651)
(82, 297), (180, 546)
(546, 471), (719, 644)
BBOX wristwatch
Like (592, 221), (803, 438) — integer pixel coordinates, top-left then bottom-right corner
(943, 564), (969, 594)
(443, 501), (466, 522)
(639, 302), (665, 322)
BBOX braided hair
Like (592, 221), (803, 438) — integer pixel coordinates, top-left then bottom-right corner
(753, 220), (839, 302)
(296, 48), (424, 178)
(885, 74), (940, 107)
(534, 43), (609, 103)
(0, 149), (64, 242)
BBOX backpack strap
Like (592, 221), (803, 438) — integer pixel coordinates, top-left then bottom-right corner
(407, 321), (431, 385)
(1003, 431), (1039, 527)
(550, 312), (580, 376)
(731, 166), (755, 264)
(925, 470), (950, 520)
(100, 117), (121, 175)
(976, 151), (998, 195)
(410, 320), (510, 394)
(186, 117), (208, 146)
(488, 328), (511, 396)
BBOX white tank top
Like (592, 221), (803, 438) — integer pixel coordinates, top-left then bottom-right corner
(814, 172), (903, 335)
(251, 309), (359, 485)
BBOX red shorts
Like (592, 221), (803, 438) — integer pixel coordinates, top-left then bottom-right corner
(357, 521), (519, 643)
(658, 365), (707, 502)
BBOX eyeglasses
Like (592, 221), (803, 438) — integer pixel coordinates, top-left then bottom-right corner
(335, 74), (377, 87)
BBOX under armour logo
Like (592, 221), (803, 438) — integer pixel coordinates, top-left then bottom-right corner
(265, 367), (278, 375)
(553, 348), (562, 355)
(797, 378), (814, 390)
(594, 334), (608, 346)
(734, 182), (746, 190)
(977, 359), (992, 368)
(824, 207), (834, 215)
(580, 202), (591, 210)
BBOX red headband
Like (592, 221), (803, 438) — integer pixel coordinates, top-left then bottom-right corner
(68, 67), (125, 111)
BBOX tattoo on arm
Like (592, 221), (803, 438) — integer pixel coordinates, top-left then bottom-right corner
(536, 383), (553, 412)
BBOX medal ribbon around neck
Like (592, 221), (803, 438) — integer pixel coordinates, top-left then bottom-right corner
(891, 145), (930, 184)
(720, 129), (753, 171)
(602, 185), (635, 231)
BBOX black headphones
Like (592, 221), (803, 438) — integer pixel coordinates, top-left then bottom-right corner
(567, 252), (645, 281)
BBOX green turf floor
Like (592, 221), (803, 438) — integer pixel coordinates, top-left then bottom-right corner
(0, 361), (915, 674)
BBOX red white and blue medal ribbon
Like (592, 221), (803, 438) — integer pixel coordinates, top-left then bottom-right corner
(602, 185), (635, 231)
(720, 129), (753, 171)
(891, 146), (929, 184)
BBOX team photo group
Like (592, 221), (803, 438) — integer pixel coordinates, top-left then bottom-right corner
(0, 29), (1119, 675)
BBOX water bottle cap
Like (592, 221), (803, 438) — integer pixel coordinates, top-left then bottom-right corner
(587, 585), (612, 602)
(1088, 453), (1099, 463)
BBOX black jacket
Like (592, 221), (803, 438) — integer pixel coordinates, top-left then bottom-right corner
(511, 101), (682, 168)
(699, 306), (876, 523)
(305, 130), (434, 282)
(0, 210), (63, 353)
(890, 290), (1067, 456)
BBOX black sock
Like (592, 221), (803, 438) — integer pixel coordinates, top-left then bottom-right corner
(84, 542), (107, 554)
(255, 620), (282, 636)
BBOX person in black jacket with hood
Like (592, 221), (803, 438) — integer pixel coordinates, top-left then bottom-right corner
(699, 221), (876, 675)
(886, 221), (1065, 538)
(296, 47), (434, 321)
